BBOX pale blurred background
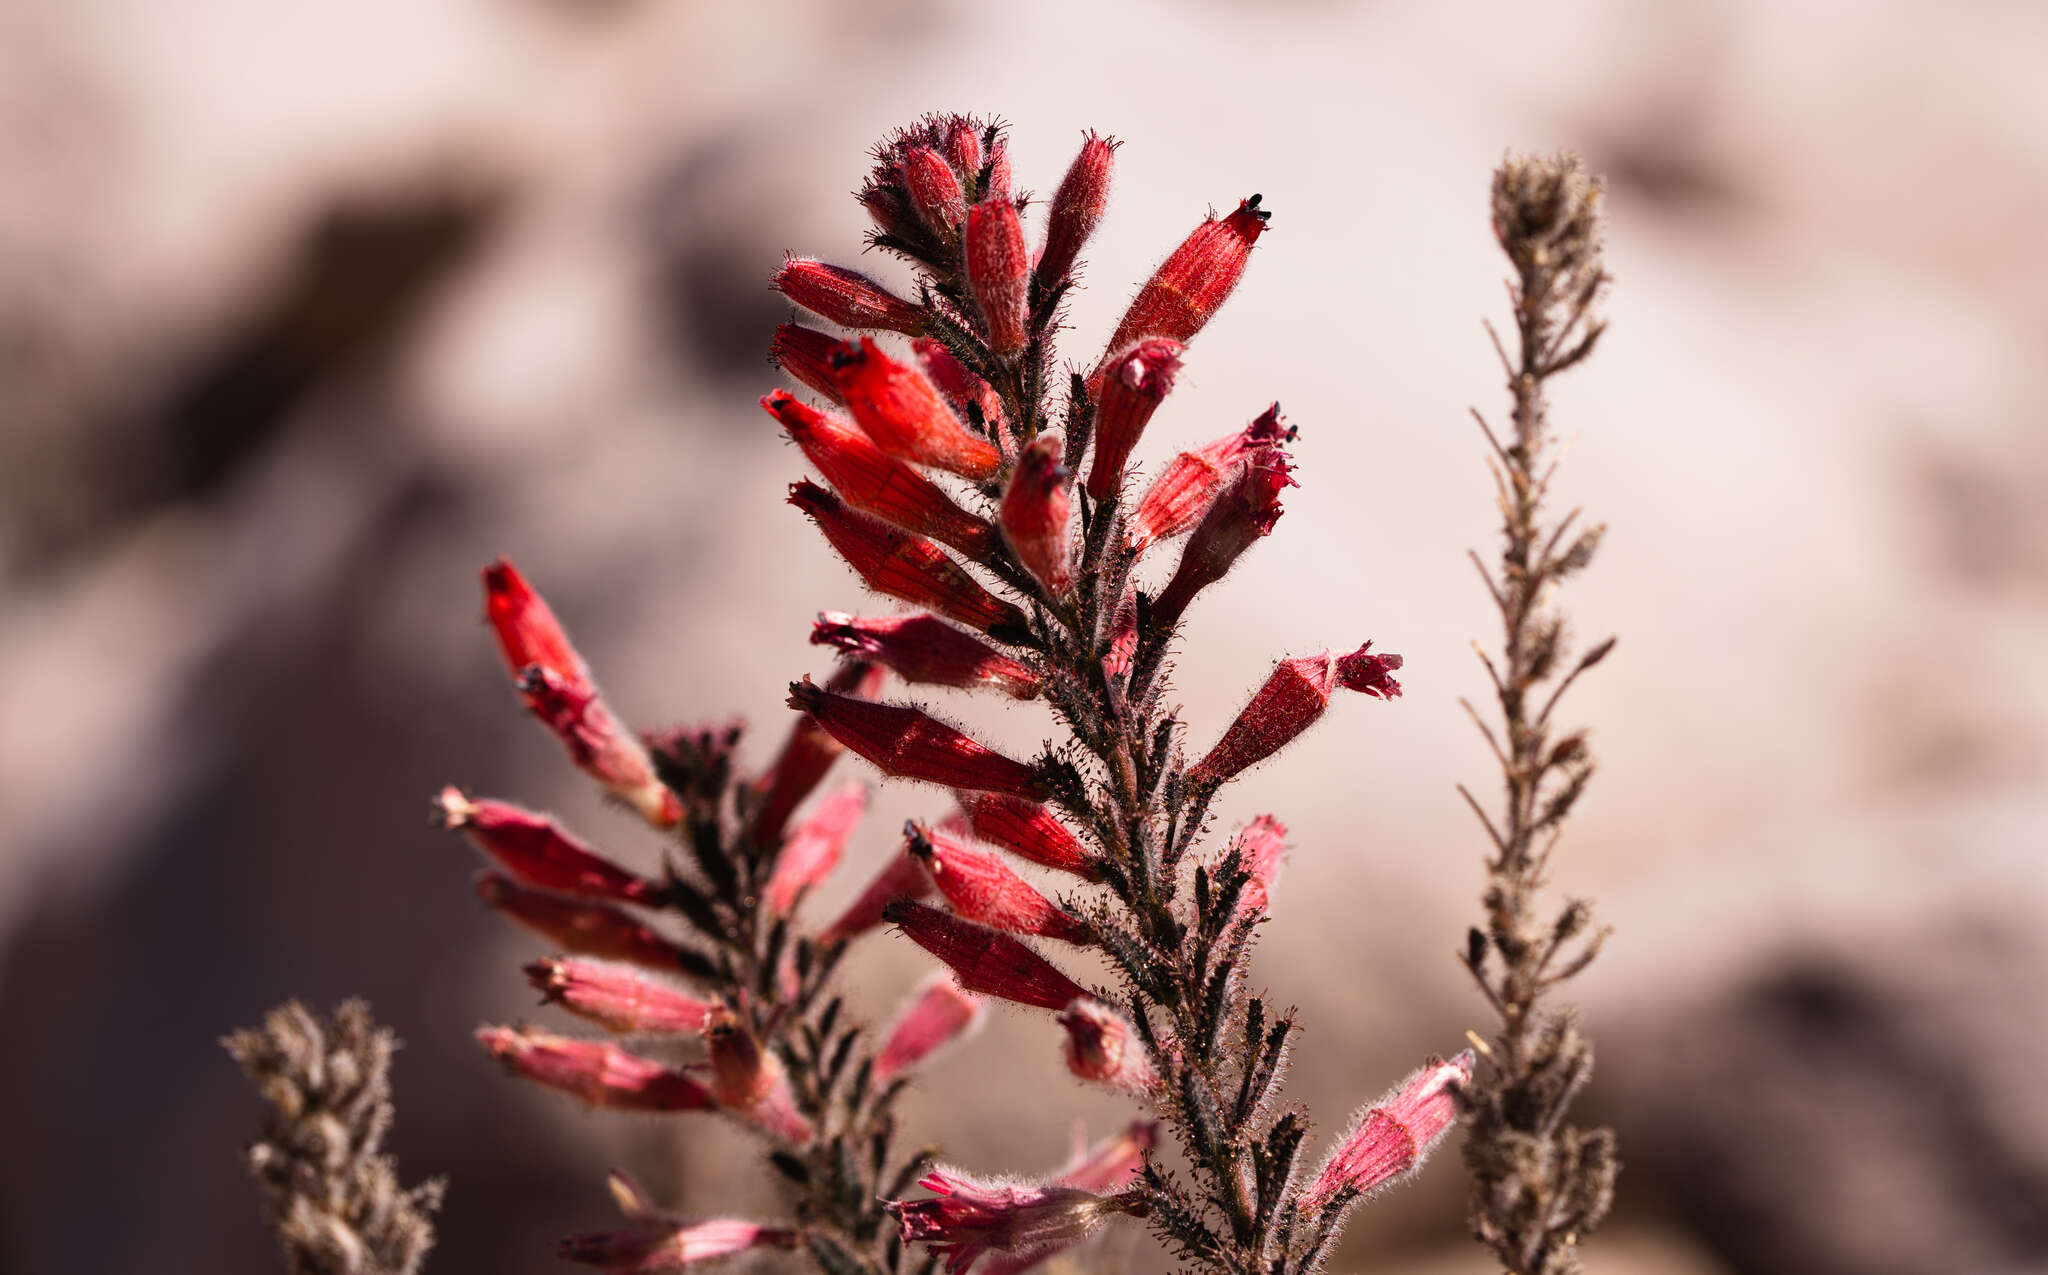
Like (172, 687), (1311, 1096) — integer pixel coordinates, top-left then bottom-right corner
(3, 1), (2046, 1272)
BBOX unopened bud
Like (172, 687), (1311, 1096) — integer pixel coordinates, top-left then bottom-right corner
(1060, 999), (1160, 1096)
(774, 258), (926, 335)
(436, 788), (659, 904)
(1086, 338), (1182, 501)
(811, 612), (1039, 700)
(902, 146), (967, 243)
(525, 958), (713, 1035)
(1037, 133), (1116, 287)
(1189, 642), (1402, 788)
(829, 338), (1001, 481)
(477, 1025), (713, 1112)
(789, 481), (1026, 638)
(907, 822), (1091, 943)
(788, 677), (1046, 799)
(967, 198), (1030, 360)
(883, 900), (1090, 1011)
(943, 119), (982, 184)
(914, 338), (1008, 440)
(771, 323), (847, 405)
(1000, 434), (1074, 595)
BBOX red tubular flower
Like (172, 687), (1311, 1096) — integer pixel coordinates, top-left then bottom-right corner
(787, 676), (1047, 798)
(1086, 338), (1183, 501)
(1188, 643), (1403, 788)
(907, 822), (1091, 943)
(903, 145), (968, 243)
(1036, 133), (1115, 288)
(476, 873), (698, 974)
(888, 1167), (1132, 1275)
(1129, 404), (1294, 553)
(975, 1123), (1159, 1275)
(883, 900), (1090, 1011)
(764, 778), (867, 914)
(789, 481), (1027, 639)
(829, 338), (1001, 481)
(765, 392), (997, 560)
(771, 323), (847, 405)
(915, 338), (1007, 441)
(703, 1005), (814, 1144)
(560, 1217), (793, 1273)
(811, 611), (1039, 699)
(819, 852), (934, 946)
(1000, 434), (1074, 595)
(967, 198), (1029, 360)
(1059, 998), (1160, 1096)
(477, 1025), (714, 1112)
(1302, 1051), (1474, 1210)
(1148, 449), (1295, 630)
(1100, 195), (1271, 361)
(752, 659), (882, 847)
(955, 793), (1099, 881)
(773, 258), (927, 336)
(874, 972), (986, 1084)
(483, 560), (680, 828)
(435, 788), (659, 904)
(525, 958), (714, 1035)
(1229, 814), (1289, 920)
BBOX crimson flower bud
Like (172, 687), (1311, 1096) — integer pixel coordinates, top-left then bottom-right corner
(771, 323), (847, 405)
(774, 257), (926, 336)
(1229, 814), (1289, 919)
(1101, 594), (1138, 680)
(766, 391), (996, 560)
(888, 1167), (1133, 1275)
(525, 957), (714, 1035)
(830, 338), (1001, 481)
(1000, 434), (1074, 595)
(861, 183), (926, 248)
(1036, 133), (1115, 288)
(875, 972), (986, 1084)
(752, 659), (882, 846)
(966, 198), (1029, 360)
(1060, 998), (1160, 1096)
(819, 852), (933, 946)
(1302, 1051), (1474, 1209)
(1086, 338), (1182, 501)
(944, 119), (982, 183)
(907, 822), (1091, 943)
(984, 141), (1013, 201)
(703, 1005), (813, 1144)
(903, 145), (968, 243)
(483, 560), (680, 828)
(1100, 195), (1270, 360)
(788, 677), (1047, 799)
(476, 873), (699, 975)
(883, 900), (1089, 1011)
(955, 793), (1099, 880)
(1188, 643), (1403, 788)
(765, 778), (867, 914)
(560, 1216), (793, 1273)
(812, 611), (1039, 699)
(1149, 450), (1295, 630)
(477, 1025), (713, 1112)
(436, 788), (658, 904)
(1129, 404), (1294, 553)
(789, 481), (1027, 639)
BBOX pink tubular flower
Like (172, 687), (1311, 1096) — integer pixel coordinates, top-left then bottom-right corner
(811, 612), (1040, 700)
(483, 560), (680, 828)
(1036, 133), (1115, 288)
(789, 481), (1027, 639)
(1100, 195), (1270, 359)
(888, 1167), (1133, 1275)
(788, 677), (1047, 799)
(752, 659), (882, 846)
(1000, 434), (1074, 595)
(436, 788), (659, 904)
(703, 1006), (814, 1145)
(974, 1122), (1159, 1275)
(477, 1025), (713, 1112)
(764, 778), (867, 914)
(1148, 449), (1296, 630)
(883, 900), (1090, 1011)
(1129, 404), (1294, 553)
(773, 258), (927, 336)
(525, 958), (714, 1035)
(1302, 1050), (1475, 1210)
(1188, 643), (1403, 788)
(829, 338), (1001, 481)
(874, 972), (986, 1084)
(967, 198), (1030, 360)
(476, 873), (699, 975)
(914, 339), (1008, 443)
(1229, 815), (1289, 919)
(1086, 338), (1182, 501)
(1059, 998), (1160, 1096)
(764, 392), (997, 560)
(954, 793), (1100, 881)
(771, 323), (847, 405)
(909, 822), (1091, 943)
(560, 1217), (791, 1273)
(819, 852), (934, 946)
